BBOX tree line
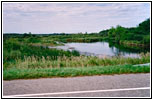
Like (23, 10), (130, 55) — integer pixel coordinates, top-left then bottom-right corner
(99, 18), (150, 45)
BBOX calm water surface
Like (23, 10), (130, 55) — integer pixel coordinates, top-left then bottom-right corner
(49, 42), (147, 58)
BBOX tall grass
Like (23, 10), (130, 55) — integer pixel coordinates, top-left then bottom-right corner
(3, 41), (80, 67)
(4, 52), (150, 70)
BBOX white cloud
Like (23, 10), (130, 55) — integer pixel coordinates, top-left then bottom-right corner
(3, 3), (150, 33)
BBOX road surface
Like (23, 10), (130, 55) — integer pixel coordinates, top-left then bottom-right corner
(3, 73), (150, 98)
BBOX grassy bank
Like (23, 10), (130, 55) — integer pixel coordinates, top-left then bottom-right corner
(4, 53), (150, 69)
(3, 64), (150, 80)
(119, 40), (149, 47)
(3, 41), (80, 68)
(3, 53), (150, 80)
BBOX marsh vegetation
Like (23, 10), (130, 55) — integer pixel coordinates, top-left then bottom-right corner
(3, 19), (150, 80)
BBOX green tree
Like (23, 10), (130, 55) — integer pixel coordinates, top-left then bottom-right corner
(114, 25), (126, 41)
(108, 27), (116, 37)
(136, 18), (150, 35)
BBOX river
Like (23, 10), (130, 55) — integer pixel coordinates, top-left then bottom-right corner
(49, 42), (149, 58)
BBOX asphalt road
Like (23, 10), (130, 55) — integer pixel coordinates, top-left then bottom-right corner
(3, 73), (150, 98)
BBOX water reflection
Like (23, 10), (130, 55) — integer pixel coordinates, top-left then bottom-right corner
(49, 42), (149, 58)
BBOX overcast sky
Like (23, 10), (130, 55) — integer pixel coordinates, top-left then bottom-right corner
(3, 2), (150, 34)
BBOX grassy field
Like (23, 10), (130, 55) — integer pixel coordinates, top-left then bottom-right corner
(3, 65), (150, 80)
